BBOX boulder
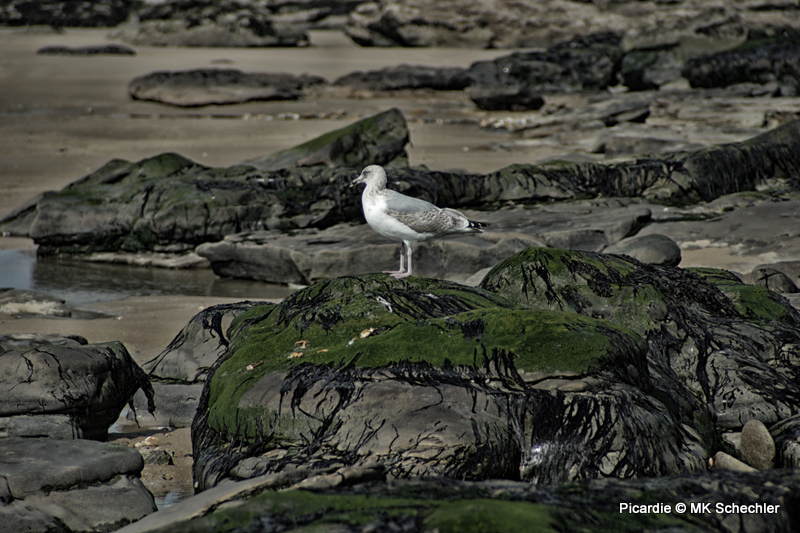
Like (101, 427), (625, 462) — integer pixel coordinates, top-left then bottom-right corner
(0, 437), (156, 532)
(0, 341), (155, 439)
(603, 233), (682, 267)
(129, 69), (326, 107)
(712, 451), (756, 472)
(740, 419), (776, 470)
(745, 267), (799, 293)
(131, 301), (271, 429)
(191, 272), (708, 491)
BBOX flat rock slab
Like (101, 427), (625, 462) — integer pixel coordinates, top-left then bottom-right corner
(640, 196), (800, 275)
(196, 199), (652, 284)
(37, 44), (136, 55)
(129, 69), (326, 107)
(0, 437), (156, 532)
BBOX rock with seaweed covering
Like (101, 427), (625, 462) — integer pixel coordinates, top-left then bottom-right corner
(128, 69), (326, 107)
(480, 247), (800, 434)
(114, 469), (799, 533)
(0, 110), (408, 256)
(467, 33), (623, 110)
(243, 107), (409, 170)
(0, 437), (156, 533)
(0, 341), (155, 439)
(131, 301), (271, 429)
(4, 117), (800, 257)
(683, 36), (800, 96)
(191, 274), (707, 491)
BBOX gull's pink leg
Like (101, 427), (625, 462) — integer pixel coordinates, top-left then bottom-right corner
(383, 242), (407, 277)
(391, 242), (412, 279)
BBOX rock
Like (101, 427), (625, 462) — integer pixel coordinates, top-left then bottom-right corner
(0, 332), (87, 352)
(740, 419), (776, 470)
(0, 437), (156, 532)
(191, 273), (708, 491)
(243, 107), (409, 171)
(131, 301), (270, 428)
(0, 288), (72, 317)
(745, 267), (799, 293)
(140, 448), (175, 466)
(0, 0), (131, 27)
(683, 36), (800, 95)
(481, 247), (800, 431)
(771, 414), (800, 468)
(466, 33), (623, 110)
(603, 233), (682, 267)
(712, 451), (756, 472)
(0, 341), (155, 439)
(116, 463), (799, 533)
(128, 69), (326, 107)
(112, 1), (308, 47)
(196, 201), (649, 284)
(620, 42), (684, 91)
(343, 0), (795, 50)
(721, 432), (742, 455)
(4, 116), (800, 258)
(600, 134), (706, 158)
(37, 43), (136, 55)
(333, 64), (470, 91)
(638, 197), (800, 263)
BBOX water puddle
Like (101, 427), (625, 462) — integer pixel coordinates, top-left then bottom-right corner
(0, 248), (295, 310)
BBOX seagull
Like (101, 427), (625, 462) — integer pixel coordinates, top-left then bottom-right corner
(350, 164), (488, 279)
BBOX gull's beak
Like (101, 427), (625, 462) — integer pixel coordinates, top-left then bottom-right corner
(350, 173), (365, 188)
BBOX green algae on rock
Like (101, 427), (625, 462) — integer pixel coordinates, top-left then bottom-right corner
(481, 247), (800, 432)
(191, 272), (709, 491)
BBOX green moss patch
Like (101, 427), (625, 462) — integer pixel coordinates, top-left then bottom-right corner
(206, 275), (646, 443)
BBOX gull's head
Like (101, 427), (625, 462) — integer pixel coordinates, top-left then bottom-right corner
(350, 164), (386, 188)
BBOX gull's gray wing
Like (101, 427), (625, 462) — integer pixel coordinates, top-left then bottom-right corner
(382, 190), (471, 235)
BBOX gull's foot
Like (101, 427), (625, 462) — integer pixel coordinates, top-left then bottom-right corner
(383, 270), (411, 279)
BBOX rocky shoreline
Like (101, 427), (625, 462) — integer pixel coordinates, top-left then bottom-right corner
(3, 1), (800, 531)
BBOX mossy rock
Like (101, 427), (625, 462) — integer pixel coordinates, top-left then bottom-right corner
(480, 247), (800, 432)
(688, 267), (800, 324)
(205, 274), (647, 443)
